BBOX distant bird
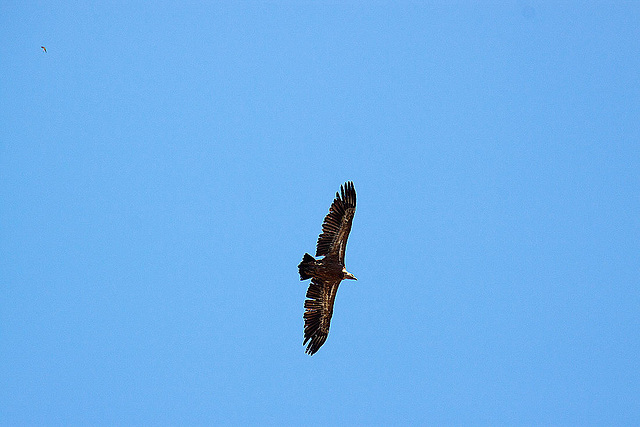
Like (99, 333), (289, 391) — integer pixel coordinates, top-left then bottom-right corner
(298, 181), (357, 355)
(40, 46), (47, 53)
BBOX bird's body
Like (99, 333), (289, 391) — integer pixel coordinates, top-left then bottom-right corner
(298, 181), (357, 355)
(40, 46), (46, 53)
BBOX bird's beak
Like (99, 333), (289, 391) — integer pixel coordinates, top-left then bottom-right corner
(346, 273), (357, 281)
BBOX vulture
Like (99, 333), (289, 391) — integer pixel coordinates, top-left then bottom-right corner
(40, 46), (47, 53)
(298, 181), (357, 355)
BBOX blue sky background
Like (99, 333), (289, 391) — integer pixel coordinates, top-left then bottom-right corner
(1, 2), (639, 424)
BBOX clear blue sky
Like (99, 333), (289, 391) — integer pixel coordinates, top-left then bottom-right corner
(1, 2), (638, 424)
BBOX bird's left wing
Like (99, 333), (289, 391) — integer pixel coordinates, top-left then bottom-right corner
(303, 277), (341, 355)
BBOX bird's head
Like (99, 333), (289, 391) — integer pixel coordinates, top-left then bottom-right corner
(343, 269), (357, 281)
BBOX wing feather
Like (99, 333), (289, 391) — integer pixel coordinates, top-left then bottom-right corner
(303, 277), (341, 355)
(315, 181), (356, 264)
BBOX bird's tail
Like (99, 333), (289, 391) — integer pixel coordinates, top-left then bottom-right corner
(298, 253), (316, 280)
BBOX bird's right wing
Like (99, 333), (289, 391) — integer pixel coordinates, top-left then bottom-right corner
(315, 181), (356, 264)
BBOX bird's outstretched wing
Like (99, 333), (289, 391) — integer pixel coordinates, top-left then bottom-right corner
(315, 181), (356, 264)
(41, 46), (47, 53)
(303, 277), (341, 355)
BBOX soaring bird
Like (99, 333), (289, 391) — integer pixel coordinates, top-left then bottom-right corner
(298, 181), (357, 355)
(40, 46), (47, 53)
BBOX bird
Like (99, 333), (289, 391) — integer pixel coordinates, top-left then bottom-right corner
(298, 181), (357, 355)
(40, 46), (47, 53)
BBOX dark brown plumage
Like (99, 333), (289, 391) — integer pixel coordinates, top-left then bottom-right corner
(298, 181), (357, 355)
